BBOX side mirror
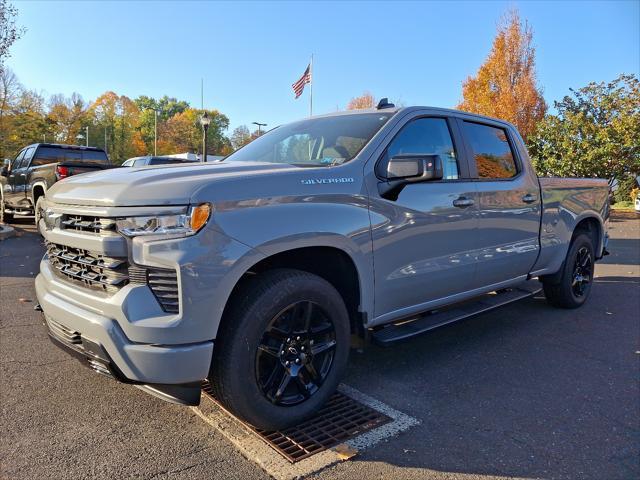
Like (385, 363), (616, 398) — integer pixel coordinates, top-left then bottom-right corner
(379, 154), (443, 200)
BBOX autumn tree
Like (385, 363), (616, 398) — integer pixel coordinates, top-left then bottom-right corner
(160, 108), (230, 157)
(47, 93), (87, 144)
(230, 125), (251, 150)
(529, 74), (640, 201)
(88, 91), (145, 163)
(347, 92), (376, 110)
(457, 10), (546, 140)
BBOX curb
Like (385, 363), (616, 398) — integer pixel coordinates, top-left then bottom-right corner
(0, 223), (16, 240)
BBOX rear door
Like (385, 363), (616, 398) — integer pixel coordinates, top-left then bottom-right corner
(369, 114), (479, 321)
(458, 119), (541, 287)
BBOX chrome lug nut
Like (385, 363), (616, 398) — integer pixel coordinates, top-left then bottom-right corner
(285, 361), (290, 367)
(296, 336), (301, 341)
(295, 358), (301, 364)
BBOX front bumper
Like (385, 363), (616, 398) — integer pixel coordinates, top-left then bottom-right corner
(36, 270), (213, 405)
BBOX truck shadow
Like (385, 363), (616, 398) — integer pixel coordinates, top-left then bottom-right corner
(0, 218), (44, 280)
(345, 275), (639, 479)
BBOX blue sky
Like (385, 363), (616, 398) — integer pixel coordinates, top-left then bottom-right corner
(8, 0), (640, 132)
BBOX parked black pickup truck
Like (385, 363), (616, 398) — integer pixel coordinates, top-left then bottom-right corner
(0, 143), (111, 225)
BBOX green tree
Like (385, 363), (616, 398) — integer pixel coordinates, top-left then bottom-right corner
(134, 95), (189, 153)
(529, 74), (640, 200)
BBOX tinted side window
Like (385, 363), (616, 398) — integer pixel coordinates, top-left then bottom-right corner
(12, 149), (26, 169)
(462, 122), (517, 179)
(149, 158), (183, 165)
(386, 118), (459, 180)
(82, 150), (109, 164)
(32, 147), (65, 166)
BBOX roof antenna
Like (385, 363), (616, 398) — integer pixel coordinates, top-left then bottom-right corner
(376, 98), (395, 109)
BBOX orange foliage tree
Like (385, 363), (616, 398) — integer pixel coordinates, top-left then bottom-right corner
(457, 10), (546, 140)
(347, 92), (376, 110)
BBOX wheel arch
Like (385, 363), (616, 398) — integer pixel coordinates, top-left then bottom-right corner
(31, 181), (47, 206)
(222, 245), (368, 339)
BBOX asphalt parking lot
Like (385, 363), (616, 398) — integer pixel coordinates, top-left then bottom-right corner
(1, 212), (638, 480)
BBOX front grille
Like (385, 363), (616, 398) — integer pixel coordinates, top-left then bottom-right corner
(61, 214), (117, 235)
(46, 242), (128, 292)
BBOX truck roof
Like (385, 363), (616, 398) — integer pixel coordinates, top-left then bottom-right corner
(25, 143), (107, 152)
(312, 106), (517, 130)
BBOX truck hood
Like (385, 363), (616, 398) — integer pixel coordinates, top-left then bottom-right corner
(46, 161), (297, 206)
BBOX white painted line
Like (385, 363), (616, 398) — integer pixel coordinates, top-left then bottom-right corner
(192, 384), (420, 480)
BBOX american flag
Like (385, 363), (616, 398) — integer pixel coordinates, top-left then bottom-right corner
(292, 64), (312, 99)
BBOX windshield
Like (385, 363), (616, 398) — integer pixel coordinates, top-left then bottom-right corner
(225, 112), (393, 167)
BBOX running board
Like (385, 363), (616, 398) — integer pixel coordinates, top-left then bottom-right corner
(371, 281), (542, 347)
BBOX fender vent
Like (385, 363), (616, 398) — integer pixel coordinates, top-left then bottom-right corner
(129, 265), (179, 314)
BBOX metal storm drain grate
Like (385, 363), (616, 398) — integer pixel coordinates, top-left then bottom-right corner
(201, 381), (391, 463)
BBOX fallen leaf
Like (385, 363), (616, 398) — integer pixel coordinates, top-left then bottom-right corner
(333, 443), (358, 460)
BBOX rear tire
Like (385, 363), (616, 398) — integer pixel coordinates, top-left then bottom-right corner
(0, 197), (12, 224)
(209, 269), (350, 430)
(542, 233), (595, 309)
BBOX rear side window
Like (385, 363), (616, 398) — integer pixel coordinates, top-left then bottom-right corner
(385, 118), (459, 180)
(32, 147), (64, 166)
(462, 122), (518, 179)
(82, 150), (109, 164)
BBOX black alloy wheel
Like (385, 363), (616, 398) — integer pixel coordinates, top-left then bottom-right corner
(256, 300), (336, 406)
(571, 246), (592, 298)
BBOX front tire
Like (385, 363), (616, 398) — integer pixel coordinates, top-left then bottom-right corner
(542, 233), (595, 309)
(34, 196), (45, 235)
(209, 269), (350, 430)
(0, 196), (12, 224)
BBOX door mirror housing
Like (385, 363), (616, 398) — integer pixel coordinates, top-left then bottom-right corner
(386, 154), (443, 182)
(379, 154), (443, 200)
(0, 159), (10, 177)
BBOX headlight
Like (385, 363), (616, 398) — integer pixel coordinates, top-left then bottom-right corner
(116, 203), (211, 237)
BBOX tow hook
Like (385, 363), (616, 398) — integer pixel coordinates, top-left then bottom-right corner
(34, 304), (43, 312)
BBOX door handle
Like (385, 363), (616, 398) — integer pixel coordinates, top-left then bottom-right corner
(453, 197), (474, 208)
(522, 193), (537, 204)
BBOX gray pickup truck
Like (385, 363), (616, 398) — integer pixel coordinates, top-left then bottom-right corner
(35, 104), (609, 430)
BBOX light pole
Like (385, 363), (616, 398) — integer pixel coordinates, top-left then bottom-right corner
(200, 112), (211, 162)
(252, 121), (267, 136)
(154, 109), (158, 156)
(85, 126), (89, 146)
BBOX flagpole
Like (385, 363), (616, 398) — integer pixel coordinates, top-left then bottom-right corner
(309, 54), (313, 117)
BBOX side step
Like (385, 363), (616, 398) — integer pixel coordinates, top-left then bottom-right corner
(371, 281), (542, 347)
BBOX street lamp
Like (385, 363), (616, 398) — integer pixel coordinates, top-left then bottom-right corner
(200, 112), (211, 162)
(147, 109), (158, 156)
(252, 121), (267, 136)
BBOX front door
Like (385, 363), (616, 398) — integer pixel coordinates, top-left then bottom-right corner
(369, 116), (478, 322)
(5, 148), (26, 205)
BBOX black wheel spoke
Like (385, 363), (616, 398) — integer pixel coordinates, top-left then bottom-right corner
(255, 300), (336, 407)
(274, 372), (292, 401)
(309, 322), (333, 338)
(295, 374), (311, 398)
(267, 325), (289, 340)
(305, 362), (321, 385)
(258, 342), (280, 358)
(311, 339), (336, 356)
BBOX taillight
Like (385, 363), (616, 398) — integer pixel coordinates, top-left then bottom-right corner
(56, 165), (69, 179)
